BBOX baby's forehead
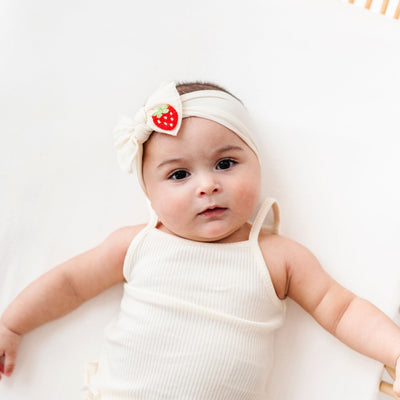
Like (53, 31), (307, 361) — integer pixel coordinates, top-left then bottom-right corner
(146, 117), (250, 150)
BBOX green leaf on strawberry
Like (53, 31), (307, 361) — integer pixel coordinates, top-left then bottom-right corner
(152, 105), (169, 118)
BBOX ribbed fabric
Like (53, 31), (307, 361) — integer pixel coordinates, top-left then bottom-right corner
(84, 198), (285, 400)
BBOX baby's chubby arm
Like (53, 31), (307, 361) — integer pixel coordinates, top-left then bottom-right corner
(0, 224), (145, 380)
(280, 237), (400, 395)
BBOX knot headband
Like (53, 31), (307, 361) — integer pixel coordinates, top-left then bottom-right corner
(113, 81), (260, 193)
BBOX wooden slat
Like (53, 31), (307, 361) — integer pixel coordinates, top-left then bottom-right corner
(385, 365), (397, 381)
(365, 0), (373, 9)
(380, 381), (400, 399)
(348, 0), (400, 20)
(394, 0), (400, 19)
(380, 0), (390, 14)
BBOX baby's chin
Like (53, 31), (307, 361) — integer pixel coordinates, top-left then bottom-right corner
(159, 223), (249, 244)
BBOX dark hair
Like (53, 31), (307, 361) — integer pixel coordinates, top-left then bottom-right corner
(175, 81), (242, 103)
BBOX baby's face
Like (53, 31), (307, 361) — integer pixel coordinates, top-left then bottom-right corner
(142, 117), (261, 243)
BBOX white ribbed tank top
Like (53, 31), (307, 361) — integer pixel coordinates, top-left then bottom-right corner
(83, 198), (286, 400)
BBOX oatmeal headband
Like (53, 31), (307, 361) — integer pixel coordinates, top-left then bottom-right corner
(113, 81), (260, 192)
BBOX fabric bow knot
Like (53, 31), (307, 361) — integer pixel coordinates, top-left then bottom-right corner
(113, 110), (150, 174)
(132, 107), (152, 143)
(113, 82), (182, 173)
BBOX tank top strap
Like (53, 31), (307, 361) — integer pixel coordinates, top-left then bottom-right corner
(122, 200), (159, 281)
(249, 197), (280, 243)
(147, 200), (159, 228)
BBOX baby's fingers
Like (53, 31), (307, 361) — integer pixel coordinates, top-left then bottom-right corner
(0, 322), (22, 380)
(394, 378), (400, 397)
(3, 351), (17, 377)
(0, 351), (16, 379)
(0, 354), (4, 376)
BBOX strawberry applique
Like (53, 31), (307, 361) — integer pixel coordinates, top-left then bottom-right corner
(152, 104), (178, 131)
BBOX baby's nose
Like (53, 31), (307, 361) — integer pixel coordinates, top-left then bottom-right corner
(197, 174), (221, 196)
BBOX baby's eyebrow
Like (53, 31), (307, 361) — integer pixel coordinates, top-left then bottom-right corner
(213, 145), (244, 155)
(157, 157), (185, 169)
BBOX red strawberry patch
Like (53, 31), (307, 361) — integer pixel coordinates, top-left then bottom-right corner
(152, 104), (178, 131)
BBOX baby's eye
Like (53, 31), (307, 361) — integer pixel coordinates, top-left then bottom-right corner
(216, 159), (237, 170)
(168, 170), (190, 180)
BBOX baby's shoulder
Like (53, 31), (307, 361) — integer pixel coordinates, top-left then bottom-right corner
(111, 224), (147, 239)
(101, 224), (147, 256)
(257, 228), (290, 256)
(257, 230), (297, 300)
(257, 231), (320, 300)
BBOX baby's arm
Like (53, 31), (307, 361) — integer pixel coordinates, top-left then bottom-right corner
(282, 237), (400, 395)
(0, 224), (144, 380)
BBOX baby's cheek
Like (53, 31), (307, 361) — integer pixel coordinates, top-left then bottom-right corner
(236, 182), (259, 206)
(158, 193), (188, 223)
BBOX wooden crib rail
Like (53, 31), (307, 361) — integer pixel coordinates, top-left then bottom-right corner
(380, 365), (399, 398)
(347, 0), (400, 19)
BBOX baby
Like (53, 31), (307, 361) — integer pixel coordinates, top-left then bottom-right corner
(1, 81), (400, 399)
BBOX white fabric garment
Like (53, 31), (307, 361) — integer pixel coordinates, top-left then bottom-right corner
(82, 198), (285, 400)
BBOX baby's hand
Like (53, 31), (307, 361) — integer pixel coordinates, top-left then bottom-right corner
(0, 319), (21, 380)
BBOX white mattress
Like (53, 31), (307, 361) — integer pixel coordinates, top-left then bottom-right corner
(1, 0), (400, 399)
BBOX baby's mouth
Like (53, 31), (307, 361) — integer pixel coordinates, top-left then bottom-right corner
(199, 206), (227, 217)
